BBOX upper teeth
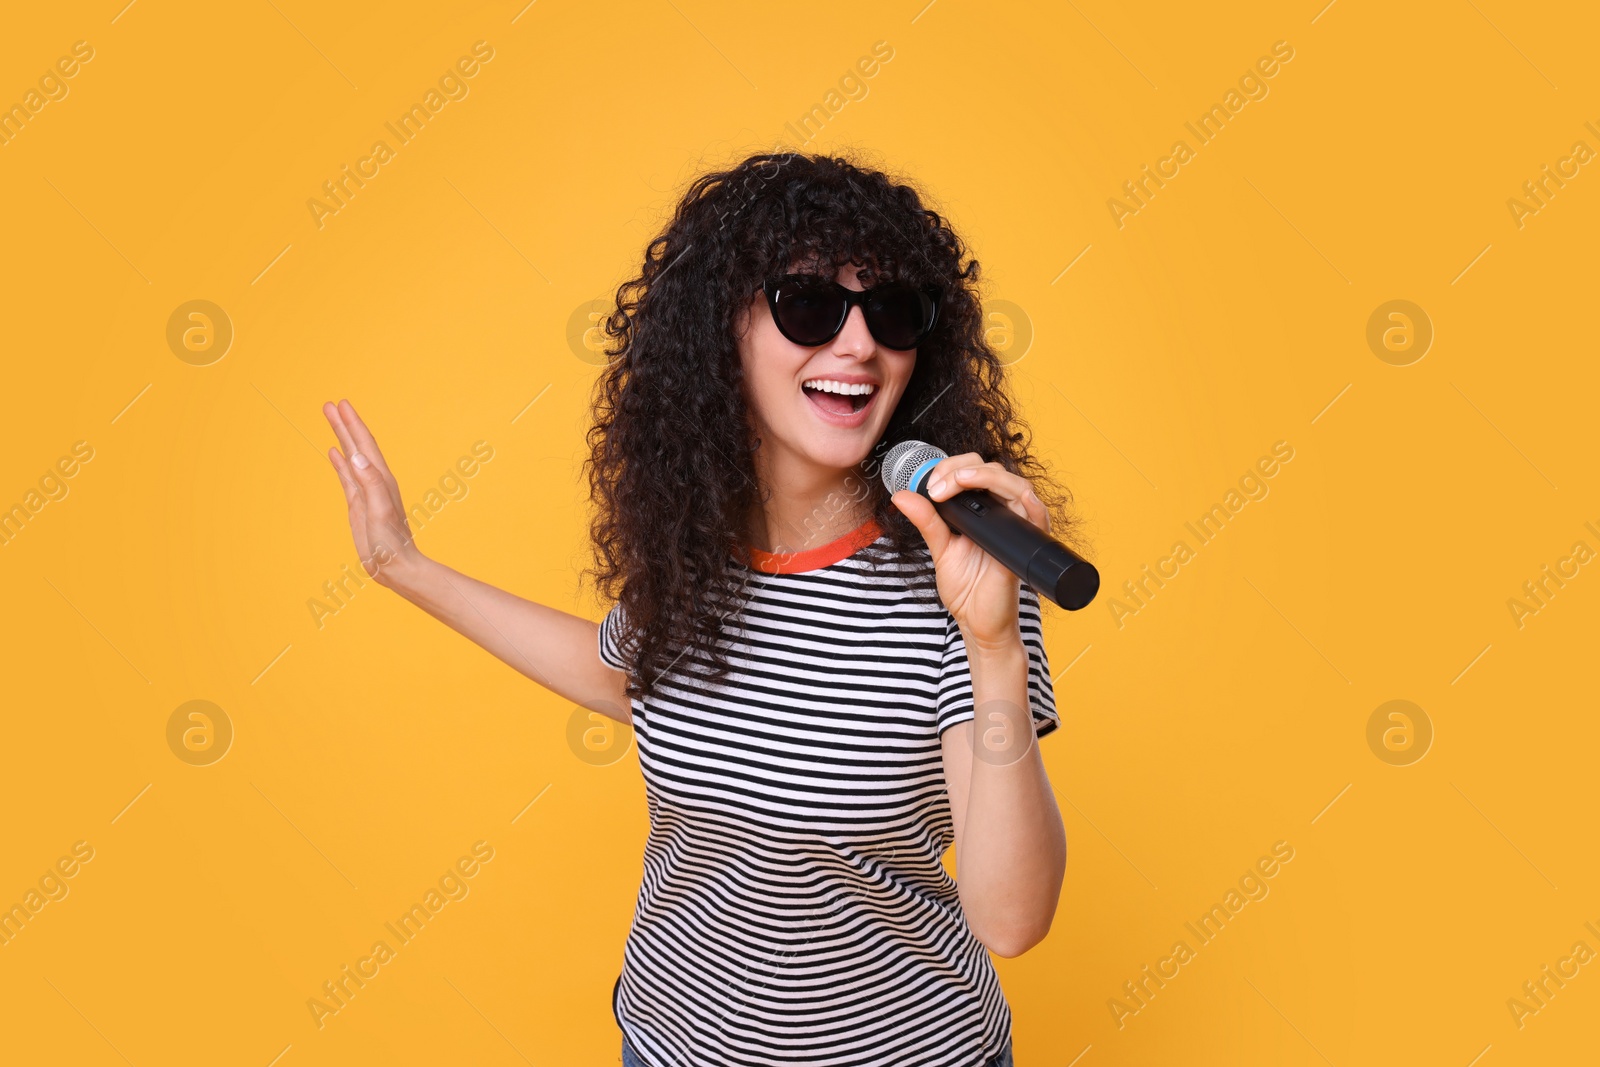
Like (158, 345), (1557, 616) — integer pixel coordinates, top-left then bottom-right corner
(803, 379), (877, 395)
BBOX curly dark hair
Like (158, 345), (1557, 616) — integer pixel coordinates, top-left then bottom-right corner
(582, 150), (1078, 701)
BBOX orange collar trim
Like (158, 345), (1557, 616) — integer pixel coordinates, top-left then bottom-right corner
(742, 517), (883, 574)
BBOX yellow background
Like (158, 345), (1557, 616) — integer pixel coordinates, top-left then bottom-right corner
(2, 1), (1596, 1064)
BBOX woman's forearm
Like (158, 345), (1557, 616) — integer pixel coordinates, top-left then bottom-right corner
(955, 635), (1067, 956)
(387, 555), (629, 716)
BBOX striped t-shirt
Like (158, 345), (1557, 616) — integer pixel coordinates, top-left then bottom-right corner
(599, 516), (1060, 1067)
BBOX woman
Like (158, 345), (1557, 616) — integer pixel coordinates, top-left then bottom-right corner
(323, 152), (1079, 1067)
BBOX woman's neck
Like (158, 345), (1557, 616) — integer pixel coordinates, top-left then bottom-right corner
(745, 452), (876, 555)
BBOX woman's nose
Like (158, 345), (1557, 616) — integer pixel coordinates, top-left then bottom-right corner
(832, 304), (875, 357)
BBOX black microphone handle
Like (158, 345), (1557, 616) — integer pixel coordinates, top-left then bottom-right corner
(920, 485), (1101, 611)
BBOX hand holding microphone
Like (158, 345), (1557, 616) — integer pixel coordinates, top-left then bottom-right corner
(882, 441), (1099, 615)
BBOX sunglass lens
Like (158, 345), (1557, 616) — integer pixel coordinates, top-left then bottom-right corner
(866, 285), (935, 349)
(776, 282), (844, 346)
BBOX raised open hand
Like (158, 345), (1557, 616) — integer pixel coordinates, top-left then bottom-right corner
(323, 399), (424, 586)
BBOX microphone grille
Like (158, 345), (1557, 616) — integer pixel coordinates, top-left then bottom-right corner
(881, 440), (947, 495)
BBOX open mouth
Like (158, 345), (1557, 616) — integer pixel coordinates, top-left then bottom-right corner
(802, 378), (876, 419)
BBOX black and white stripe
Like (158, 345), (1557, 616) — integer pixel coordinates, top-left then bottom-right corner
(599, 534), (1059, 1067)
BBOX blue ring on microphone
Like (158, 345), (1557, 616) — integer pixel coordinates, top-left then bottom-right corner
(906, 458), (942, 493)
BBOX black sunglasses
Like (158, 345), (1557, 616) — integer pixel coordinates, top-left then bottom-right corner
(762, 274), (941, 351)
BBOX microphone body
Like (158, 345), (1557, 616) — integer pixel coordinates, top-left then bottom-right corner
(882, 441), (1100, 611)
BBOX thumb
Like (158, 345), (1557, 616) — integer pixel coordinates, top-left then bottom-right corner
(891, 489), (953, 562)
(348, 451), (389, 510)
(350, 451), (406, 536)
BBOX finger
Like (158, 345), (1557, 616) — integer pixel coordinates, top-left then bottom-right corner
(323, 401), (359, 461)
(328, 451), (373, 559)
(947, 464), (1051, 533)
(327, 447), (361, 507)
(922, 453), (987, 501)
(891, 489), (954, 562)
(328, 400), (407, 523)
(337, 399), (393, 474)
(339, 425), (400, 523)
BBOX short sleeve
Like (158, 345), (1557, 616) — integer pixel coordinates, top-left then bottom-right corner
(597, 603), (627, 671)
(935, 583), (1060, 741)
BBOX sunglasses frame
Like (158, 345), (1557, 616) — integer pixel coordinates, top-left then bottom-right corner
(761, 274), (942, 351)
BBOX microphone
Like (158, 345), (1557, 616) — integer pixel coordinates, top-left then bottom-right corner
(881, 440), (1100, 610)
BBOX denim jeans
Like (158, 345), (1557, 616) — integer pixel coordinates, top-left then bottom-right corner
(621, 1036), (1014, 1066)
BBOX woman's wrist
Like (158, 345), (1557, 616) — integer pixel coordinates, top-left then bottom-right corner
(962, 630), (1029, 698)
(960, 623), (1025, 660)
(962, 635), (1037, 768)
(373, 547), (435, 600)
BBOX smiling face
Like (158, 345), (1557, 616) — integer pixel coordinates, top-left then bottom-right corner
(734, 260), (918, 479)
